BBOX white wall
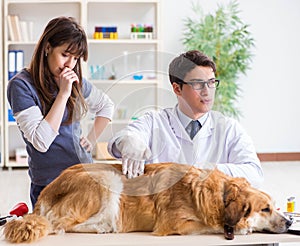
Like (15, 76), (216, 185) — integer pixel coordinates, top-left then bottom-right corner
(160, 0), (300, 153)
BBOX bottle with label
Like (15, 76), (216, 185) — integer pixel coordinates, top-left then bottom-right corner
(287, 197), (295, 212)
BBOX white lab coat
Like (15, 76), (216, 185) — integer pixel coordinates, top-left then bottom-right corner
(108, 107), (263, 188)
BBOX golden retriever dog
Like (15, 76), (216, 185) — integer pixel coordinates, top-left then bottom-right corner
(4, 163), (292, 243)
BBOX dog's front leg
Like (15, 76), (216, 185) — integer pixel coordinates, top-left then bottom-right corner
(153, 219), (210, 236)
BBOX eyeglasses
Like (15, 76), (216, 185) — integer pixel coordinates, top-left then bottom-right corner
(179, 79), (220, 90)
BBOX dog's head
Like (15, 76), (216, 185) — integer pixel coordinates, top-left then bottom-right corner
(223, 178), (292, 235)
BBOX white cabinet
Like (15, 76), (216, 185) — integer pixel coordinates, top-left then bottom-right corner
(82, 0), (162, 145)
(2, 0), (162, 167)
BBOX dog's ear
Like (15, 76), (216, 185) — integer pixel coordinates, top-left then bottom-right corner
(223, 178), (250, 227)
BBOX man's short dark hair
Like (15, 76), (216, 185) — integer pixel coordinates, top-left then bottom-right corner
(168, 50), (216, 85)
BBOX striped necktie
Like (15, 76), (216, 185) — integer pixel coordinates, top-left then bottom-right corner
(190, 120), (201, 139)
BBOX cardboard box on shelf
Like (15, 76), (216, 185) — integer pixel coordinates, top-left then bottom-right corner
(95, 142), (115, 160)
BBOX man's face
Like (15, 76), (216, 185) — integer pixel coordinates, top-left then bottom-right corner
(173, 65), (216, 119)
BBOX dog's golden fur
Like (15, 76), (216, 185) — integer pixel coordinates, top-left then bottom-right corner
(4, 163), (291, 243)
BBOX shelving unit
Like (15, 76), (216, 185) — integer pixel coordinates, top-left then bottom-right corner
(2, 0), (162, 167)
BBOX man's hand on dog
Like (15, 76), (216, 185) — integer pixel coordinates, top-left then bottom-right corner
(116, 134), (151, 179)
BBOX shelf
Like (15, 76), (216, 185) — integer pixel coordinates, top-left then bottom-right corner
(7, 0), (80, 3)
(91, 79), (158, 85)
(111, 119), (132, 124)
(7, 121), (17, 127)
(84, 119), (132, 125)
(87, 0), (159, 3)
(6, 159), (28, 168)
(88, 39), (160, 45)
(7, 41), (37, 45)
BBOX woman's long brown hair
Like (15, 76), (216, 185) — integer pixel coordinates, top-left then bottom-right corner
(29, 16), (88, 124)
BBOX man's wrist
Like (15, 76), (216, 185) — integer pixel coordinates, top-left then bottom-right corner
(112, 142), (122, 158)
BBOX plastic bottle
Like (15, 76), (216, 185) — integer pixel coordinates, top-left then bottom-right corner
(287, 197), (295, 212)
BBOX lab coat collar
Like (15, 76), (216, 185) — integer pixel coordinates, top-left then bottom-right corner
(176, 106), (209, 129)
(168, 107), (214, 141)
(192, 112), (214, 139)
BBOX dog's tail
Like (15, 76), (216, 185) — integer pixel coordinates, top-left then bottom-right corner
(3, 214), (51, 243)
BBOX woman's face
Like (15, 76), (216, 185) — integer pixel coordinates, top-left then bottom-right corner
(46, 43), (79, 82)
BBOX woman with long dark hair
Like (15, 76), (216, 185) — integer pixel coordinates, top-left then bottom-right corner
(7, 16), (114, 208)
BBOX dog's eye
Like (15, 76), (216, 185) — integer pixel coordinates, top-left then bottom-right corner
(261, 207), (270, 213)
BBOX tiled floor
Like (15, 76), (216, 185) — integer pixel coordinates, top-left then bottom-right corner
(0, 162), (300, 245)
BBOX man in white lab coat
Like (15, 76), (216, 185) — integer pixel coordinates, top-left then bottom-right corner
(108, 50), (263, 188)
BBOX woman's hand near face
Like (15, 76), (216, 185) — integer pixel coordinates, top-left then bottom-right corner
(57, 67), (79, 98)
(44, 67), (79, 132)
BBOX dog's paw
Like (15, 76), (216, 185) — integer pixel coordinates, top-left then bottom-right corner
(151, 229), (164, 236)
(53, 228), (65, 235)
(95, 222), (117, 234)
(235, 228), (252, 235)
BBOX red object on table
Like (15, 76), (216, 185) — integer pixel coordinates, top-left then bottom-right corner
(9, 202), (29, 217)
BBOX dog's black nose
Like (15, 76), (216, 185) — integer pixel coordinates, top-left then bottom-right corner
(224, 224), (234, 240)
(286, 219), (293, 228)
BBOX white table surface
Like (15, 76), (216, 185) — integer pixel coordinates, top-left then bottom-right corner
(1, 232), (300, 246)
